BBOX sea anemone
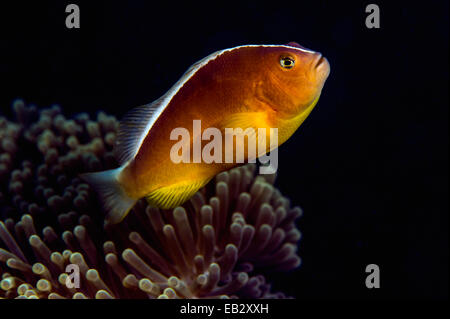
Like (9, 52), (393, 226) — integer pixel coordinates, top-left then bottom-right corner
(0, 100), (302, 299)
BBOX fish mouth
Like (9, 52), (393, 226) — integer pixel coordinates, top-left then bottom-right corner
(313, 53), (330, 78)
(314, 53), (325, 67)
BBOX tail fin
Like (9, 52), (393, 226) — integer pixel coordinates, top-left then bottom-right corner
(80, 168), (137, 225)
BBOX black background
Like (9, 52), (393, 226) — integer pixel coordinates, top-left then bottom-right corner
(0, 1), (448, 299)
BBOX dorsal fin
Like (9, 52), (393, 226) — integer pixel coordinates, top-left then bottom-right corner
(114, 98), (166, 165)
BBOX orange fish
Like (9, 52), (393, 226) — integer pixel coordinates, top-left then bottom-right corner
(82, 42), (330, 224)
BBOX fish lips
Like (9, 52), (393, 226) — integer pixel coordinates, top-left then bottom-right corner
(313, 53), (330, 79)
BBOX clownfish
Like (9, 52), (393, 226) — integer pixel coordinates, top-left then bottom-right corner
(81, 42), (330, 224)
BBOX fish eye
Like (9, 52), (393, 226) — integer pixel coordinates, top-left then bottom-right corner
(280, 56), (295, 69)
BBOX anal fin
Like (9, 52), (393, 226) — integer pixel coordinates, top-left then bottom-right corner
(146, 178), (211, 209)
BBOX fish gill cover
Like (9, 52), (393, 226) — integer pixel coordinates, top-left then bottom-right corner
(0, 100), (302, 299)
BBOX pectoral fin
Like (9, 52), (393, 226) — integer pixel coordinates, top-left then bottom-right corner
(219, 112), (272, 161)
(146, 178), (211, 209)
(219, 112), (268, 132)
